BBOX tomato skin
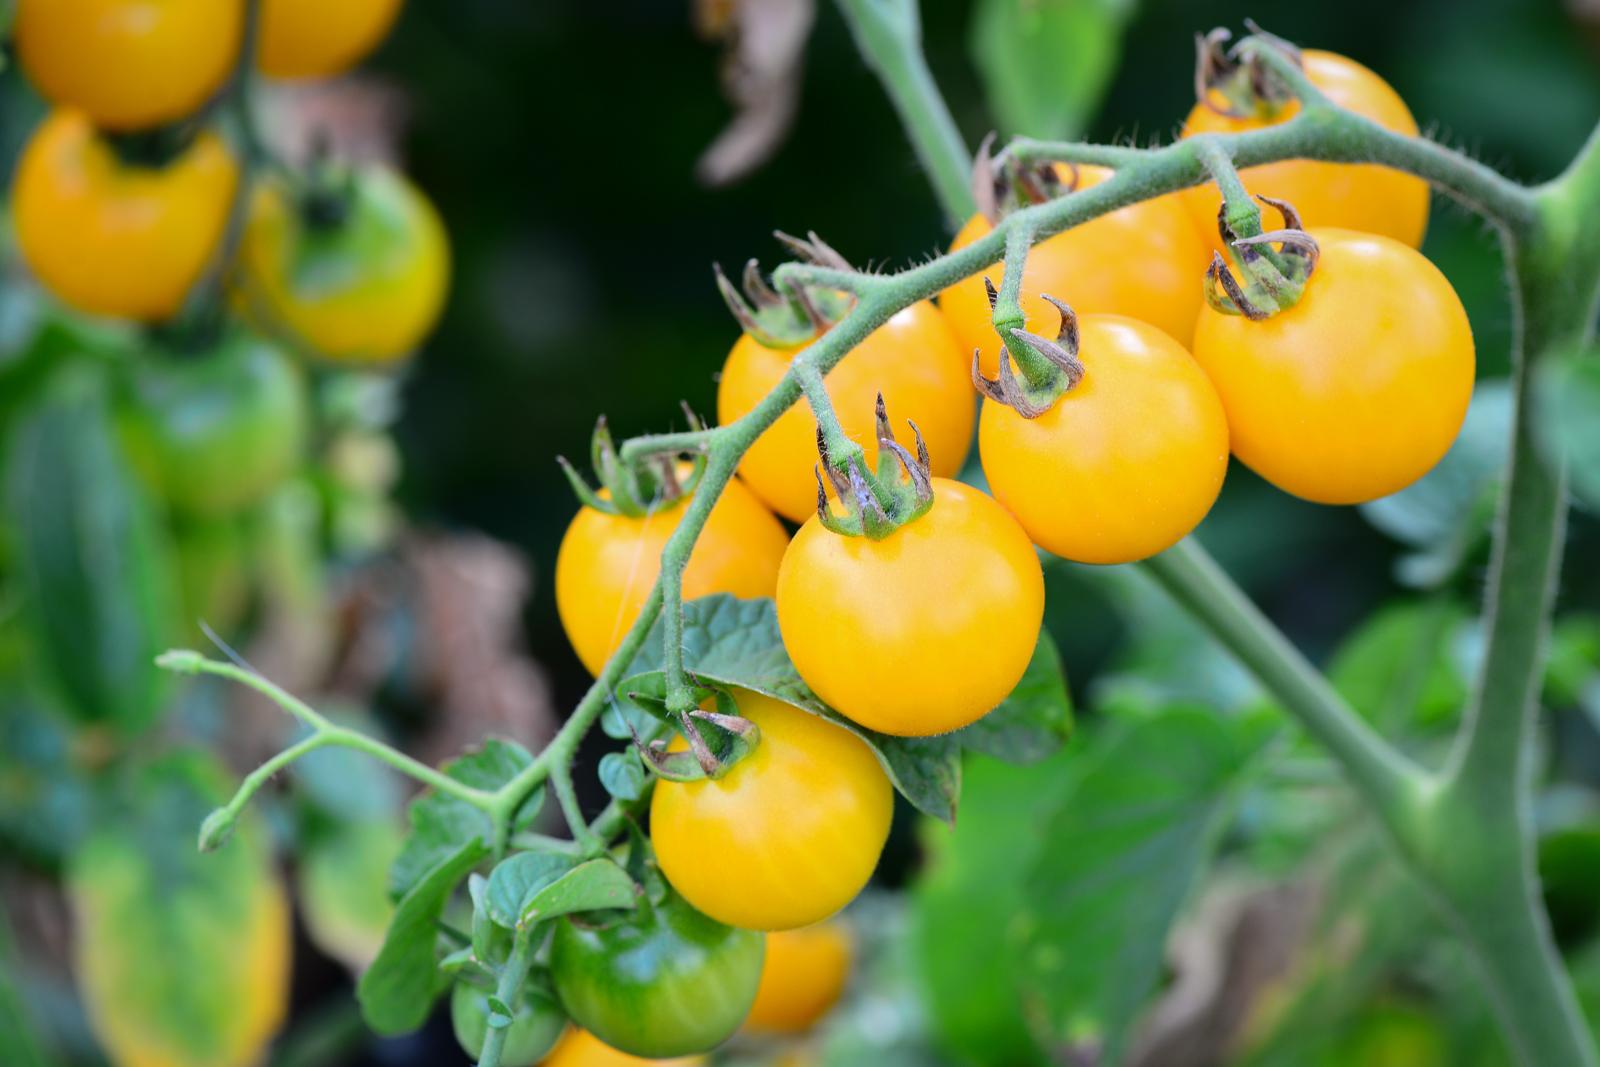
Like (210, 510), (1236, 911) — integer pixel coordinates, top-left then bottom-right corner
(235, 167), (449, 365)
(979, 315), (1229, 564)
(258, 0), (403, 79)
(1192, 229), (1473, 505)
(555, 477), (789, 676)
(1181, 51), (1427, 248)
(941, 165), (1211, 377)
(12, 110), (238, 322)
(544, 1029), (703, 1067)
(776, 478), (1044, 736)
(15, 0), (243, 131)
(450, 982), (565, 1067)
(549, 889), (764, 1058)
(651, 693), (892, 932)
(717, 302), (976, 523)
(743, 921), (853, 1034)
(117, 335), (308, 519)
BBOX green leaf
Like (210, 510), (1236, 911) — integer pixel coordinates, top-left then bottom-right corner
(0, 689), (93, 867)
(1361, 379), (1511, 588)
(358, 838), (487, 1035)
(1016, 708), (1269, 1063)
(598, 748), (648, 801)
(298, 818), (405, 974)
(389, 740), (541, 899)
(970, 0), (1132, 141)
(955, 631), (1072, 763)
(485, 852), (577, 927)
(1328, 599), (1470, 733)
(3, 368), (179, 731)
(516, 858), (636, 928)
(1546, 615), (1600, 708)
(621, 594), (961, 822)
(1534, 347), (1600, 509)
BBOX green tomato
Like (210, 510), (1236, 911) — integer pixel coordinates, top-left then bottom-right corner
(449, 981), (565, 1067)
(550, 888), (764, 1058)
(119, 333), (307, 518)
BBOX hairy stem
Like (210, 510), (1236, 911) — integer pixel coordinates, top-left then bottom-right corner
(474, 924), (536, 1067)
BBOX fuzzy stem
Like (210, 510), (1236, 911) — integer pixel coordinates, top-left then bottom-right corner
(473, 924), (536, 1067)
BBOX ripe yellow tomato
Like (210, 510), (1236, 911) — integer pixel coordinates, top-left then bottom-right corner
(12, 110), (237, 322)
(777, 478), (1043, 736)
(555, 478), (789, 676)
(717, 301), (975, 524)
(979, 314), (1229, 564)
(15, 0), (243, 131)
(1192, 229), (1473, 505)
(744, 921), (853, 1034)
(1181, 50), (1428, 248)
(543, 1029), (703, 1067)
(258, 0), (403, 79)
(651, 692), (892, 931)
(234, 167), (449, 365)
(941, 165), (1211, 376)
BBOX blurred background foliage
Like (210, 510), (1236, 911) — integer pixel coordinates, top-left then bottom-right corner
(3, 0), (1600, 1065)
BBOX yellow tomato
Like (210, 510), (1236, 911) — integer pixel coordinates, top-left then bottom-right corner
(717, 301), (976, 523)
(979, 314), (1229, 564)
(235, 167), (449, 365)
(543, 1029), (703, 1067)
(12, 110), (237, 321)
(15, 0), (243, 130)
(1192, 229), (1473, 505)
(941, 165), (1211, 376)
(744, 921), (854, 1034)
(258, 0), (403, 79)
(652, 692), (892, 932)
(777, 478), (1043, 736)
(555, 478), (789, 675)
(1181, 50), (1428, 248)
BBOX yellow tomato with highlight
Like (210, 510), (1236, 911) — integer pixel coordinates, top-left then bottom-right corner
(941, 165), (1211, 375)
(235, 167), (449, 365)
(12, 110), (237, 321)
(1191, 229), (1473, 505)
(1181, 51), (1428, 248)
(543, 1029), (703, 1067)
(15, 0), (243, 130)
(651, 692), (893, 932)
(777, 478), (1044, 736)
(555, 479), (789, 675)
(744, 921), (854, 1034)
(258, 0), (403, 79)
(980, 314), (1229, 564)
(717, 301), (975, 524)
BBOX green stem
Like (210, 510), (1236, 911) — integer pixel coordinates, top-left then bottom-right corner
(474, 924), (536, 1067)
(795, 361), (859, 467)
(834, 0), (974, 226)
(548, 764), (600, 853)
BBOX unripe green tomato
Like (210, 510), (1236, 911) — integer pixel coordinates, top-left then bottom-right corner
(550, 889), (764, 1058)
(449, 982), (565, 1067)
(118, 334), (308, 518)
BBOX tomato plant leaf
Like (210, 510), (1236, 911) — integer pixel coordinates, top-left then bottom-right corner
(0, 689), (94, 867)
(4, 368), (179, 732)
(298, 818), (405, 976)
(970, 0), (1132, 140)
(955, 630), (1073, 763)
(486, 851), (576, 927)
(358, 837), (487, 1035)
(1016, 707), (1270, 1063)
(389, 740), (541, 899)
(521, 859), (637, 927)
(1328, 599), (1470, 733)
(598, 748), (648, 801)
(1533, 346), (1600, 510)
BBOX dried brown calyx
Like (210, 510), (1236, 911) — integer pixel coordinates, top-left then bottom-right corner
(1194, 22), (1304, 121)
(973, 289), (1085, 418)
(715, 230), (855, 348)
(628, 686), (761, 781)
(1204, 195), (1321, 320)
(972, 132), (1082, 226)
(558, 409), (708, 518)
(815, 394), (934, 539)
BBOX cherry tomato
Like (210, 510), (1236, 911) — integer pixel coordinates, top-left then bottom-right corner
(549, 887), (764, 1058)
(544, 1029), (703, 1067)
(979, 314), (1229, 564)
(743, 921), (853, 1034)
(15, 0), (243, 131)
(776, 478), (1043, 736)
(450, 982), (565, 1067)
(941, 165), (1211, 376)
(555, 476), (789, 676)
(12, 110), (238, 322)
(1191, 229), (1473, 505)
(1181, 51), (1428, 248)
(258, 0), (403, 79)
(235, 167), (449, 365)
(651, 692), (892, 932)
(717, 302), (975, 523)
(117, 334), (308, 518)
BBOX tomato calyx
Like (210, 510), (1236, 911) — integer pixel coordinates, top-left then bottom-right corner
(971, 133), (1079, 225)
(626, 686), (761, 782)
(715, 237), (855, 348)
(973, 285), (1086, 417)
(815, 393), (934, 539)
(1203, 195), (1321, 320)
(558, 413), (708, 518)
(1193, 23), (1303, 120)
